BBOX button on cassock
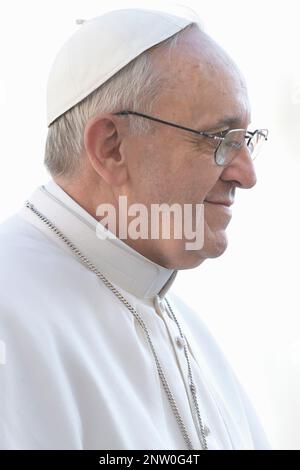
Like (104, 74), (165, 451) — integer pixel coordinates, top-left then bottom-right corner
(175, 336), (187, 349)
(154, 295), (167, 317)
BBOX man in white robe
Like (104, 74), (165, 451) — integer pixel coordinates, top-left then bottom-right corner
(0, 8), (270, 450)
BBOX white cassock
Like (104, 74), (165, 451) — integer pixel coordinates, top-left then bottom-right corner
(0, 179), (270, 450)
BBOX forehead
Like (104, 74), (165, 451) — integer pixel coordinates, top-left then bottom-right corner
(156, 28), (251, 127)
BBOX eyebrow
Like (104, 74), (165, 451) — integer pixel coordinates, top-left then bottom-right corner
(202, 116), (251, 132)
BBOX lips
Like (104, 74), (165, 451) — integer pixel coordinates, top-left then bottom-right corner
(204, 200), (233, 207)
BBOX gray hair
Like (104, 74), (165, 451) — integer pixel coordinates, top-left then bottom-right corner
(44, 22), (200, 179)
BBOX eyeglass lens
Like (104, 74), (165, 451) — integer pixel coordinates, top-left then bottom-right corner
(216, 130), (267, 165)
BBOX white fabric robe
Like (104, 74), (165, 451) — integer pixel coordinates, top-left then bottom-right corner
(0, 179), (271, 450)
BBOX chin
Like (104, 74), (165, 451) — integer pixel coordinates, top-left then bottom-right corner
(153, 225), (230, 269)
(183, 229), (229, 266)
(161, 233), (228, 270)
(202, 231), (229, 259)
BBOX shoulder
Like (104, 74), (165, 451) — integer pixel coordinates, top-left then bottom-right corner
(0, 213), (110, 327)
(0, 213), (94, 288)
(0, 212), (77, 267)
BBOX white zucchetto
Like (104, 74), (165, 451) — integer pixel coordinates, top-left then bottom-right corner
(46, 8), (195, 127)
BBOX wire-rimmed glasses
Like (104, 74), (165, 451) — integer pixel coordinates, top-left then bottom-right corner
(113, 110), (269, 166)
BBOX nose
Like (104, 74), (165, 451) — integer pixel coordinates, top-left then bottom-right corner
(220, 146), (257, 189)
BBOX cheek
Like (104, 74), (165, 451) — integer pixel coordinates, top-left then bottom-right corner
(174, 156), (220, 204)
(133, 144), (178, 202)
(131, 140), (220, 205)
(130, 150), (170, 204)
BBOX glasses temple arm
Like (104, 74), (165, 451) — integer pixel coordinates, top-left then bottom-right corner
(114, 110), (209, 137)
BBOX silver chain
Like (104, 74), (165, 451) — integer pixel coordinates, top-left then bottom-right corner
(25, 200), (208, 450)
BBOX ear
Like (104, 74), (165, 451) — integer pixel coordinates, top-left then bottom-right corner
(84, 114), (128, 186)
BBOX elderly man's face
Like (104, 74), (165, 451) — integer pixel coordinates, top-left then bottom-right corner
(80, 28), (256, 269)
(118, 27), (256, 269)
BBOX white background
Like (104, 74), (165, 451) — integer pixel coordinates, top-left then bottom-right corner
(0, 0), (299, 449)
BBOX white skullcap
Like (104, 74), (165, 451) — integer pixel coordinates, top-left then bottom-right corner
(46, 8), (195, 127)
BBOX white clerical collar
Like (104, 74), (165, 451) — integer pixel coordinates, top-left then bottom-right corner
(18, 179), (177, 300)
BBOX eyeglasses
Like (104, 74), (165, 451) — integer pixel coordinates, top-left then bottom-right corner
(113, 110), (269, 167)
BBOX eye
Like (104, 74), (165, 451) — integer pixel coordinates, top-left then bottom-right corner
(213, 130), (229, 138)
(226, 140), (243, 149)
